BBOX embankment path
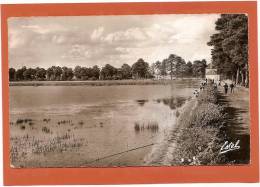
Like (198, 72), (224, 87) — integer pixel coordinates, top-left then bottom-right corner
(218, 85), (250, 164)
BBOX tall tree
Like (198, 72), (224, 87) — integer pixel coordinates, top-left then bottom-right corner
(23, 68), (36, 80)
(35, 67), (46, 81)
(160, 59), (168, 78)
(131, 58), (149, 79)
(186, 61), (193, 76)
(9, 68), (16, 81)
(121, 64), (132, 79)
(208, 14), (248, 86)
(61, 67), (74, 81)
(100, 64), (117, 80)
(91, 65), (100, 80)
(74, 66), (82, 80)
(16, 66), (27, 81)
(46, 67), (54, 81)
(192, 60), (207, 78)
(167, 54), (177, 80)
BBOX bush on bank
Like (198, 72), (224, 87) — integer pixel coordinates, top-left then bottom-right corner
(173, 85), (228, 165)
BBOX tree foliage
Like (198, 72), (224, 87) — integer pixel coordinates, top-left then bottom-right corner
(9, 54), (207, 81)
(131, 58), (150, 79)
(208, 14), (248, 86)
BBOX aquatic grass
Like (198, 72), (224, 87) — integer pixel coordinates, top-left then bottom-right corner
(134, 121), (159, 132)
(16, 118), (33, 124)
(28, 122), (34, 126)
(10, 79), (200, 87)
(78, 121), (84, 126)
(16, 119), (24, 124)
(57, 120), (72, 125)
(10, 131), (85, 165)
(20, 125), (26, 130)
(43, 118), (51, 123)
(146, 121), (159, 132)
(31, 132), (83, 154)
(134, 122), (141, 132)
(42, 126), (51, 133)
(24, 118), (33, 123)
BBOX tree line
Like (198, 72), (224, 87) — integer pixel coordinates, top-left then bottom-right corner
(151, 54), (207, 79)
(9, 56), (207, 81)
(208, 14), (248, 87)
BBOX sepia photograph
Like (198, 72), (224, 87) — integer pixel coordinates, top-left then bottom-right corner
(8, 13), (250, 168)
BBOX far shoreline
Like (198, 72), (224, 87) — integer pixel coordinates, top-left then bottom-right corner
(9, 78), (201, 87)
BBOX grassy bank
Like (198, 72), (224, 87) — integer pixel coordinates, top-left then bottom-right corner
(172, 84), (228, 165)
(9, 78), (200, 86)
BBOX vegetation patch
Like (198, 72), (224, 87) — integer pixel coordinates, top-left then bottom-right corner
(172, 85), (228, 165)
(134, 121), (159, 133)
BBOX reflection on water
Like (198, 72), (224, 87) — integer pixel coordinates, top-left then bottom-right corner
(136, 99), (149, 106)
(156, 96), (186, 110)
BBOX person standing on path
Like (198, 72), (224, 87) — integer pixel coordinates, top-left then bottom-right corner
(230, 83), (235, 93)
(224, 83), (229, 94)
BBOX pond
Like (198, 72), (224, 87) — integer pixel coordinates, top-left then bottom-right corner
(9, 79), (200, 167)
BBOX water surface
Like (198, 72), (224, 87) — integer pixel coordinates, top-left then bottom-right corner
(9, 80), (199, 167)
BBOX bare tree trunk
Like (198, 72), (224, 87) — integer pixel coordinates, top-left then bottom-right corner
(245, 69), (249, 87)
(236, 67), (240, 85)
(170, 62), (173, 80)
(241, 70), (244, 86)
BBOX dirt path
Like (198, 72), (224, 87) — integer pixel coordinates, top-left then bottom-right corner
(219, 86), (250, 134)
(218, 85), (250, 164)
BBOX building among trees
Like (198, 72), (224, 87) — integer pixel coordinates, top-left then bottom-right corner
(205, 63), (220, 82)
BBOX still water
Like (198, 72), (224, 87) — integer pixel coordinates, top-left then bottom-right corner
(9, 80), (199, 167)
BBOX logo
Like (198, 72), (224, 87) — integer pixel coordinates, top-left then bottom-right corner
(220, 140), (240, 154)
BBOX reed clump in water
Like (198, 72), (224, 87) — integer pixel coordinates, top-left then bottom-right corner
(16, 118), (33, 124)
(43, 118), (51, 123)
(134, 121), (159, 132)
(42, 126), (51, 133)
(20, 125), (26, 130)
(57, 119), (72, 125)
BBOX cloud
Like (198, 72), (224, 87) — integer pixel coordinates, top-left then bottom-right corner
(8, 14), (219, 68)
(21, 24), (67, 34)
(62, 44), (90, 60)
(52, 35), (66, 44)
(8, 30), (25, 49)
(91, 26), (104, 40)
(104, 27), (148, 43)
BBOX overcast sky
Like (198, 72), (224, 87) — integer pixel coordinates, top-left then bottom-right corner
(8, 14), (220, 69)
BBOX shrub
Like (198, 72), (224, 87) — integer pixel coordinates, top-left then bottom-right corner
(173, 85), (228, 165)
(197, 86), (218, 104)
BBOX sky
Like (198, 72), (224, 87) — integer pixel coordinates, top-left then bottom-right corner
(8, 14), (220, 69)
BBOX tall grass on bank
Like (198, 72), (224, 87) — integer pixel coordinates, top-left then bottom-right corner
(172, 85), (228, 165)
(9, 79), (200, 87)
